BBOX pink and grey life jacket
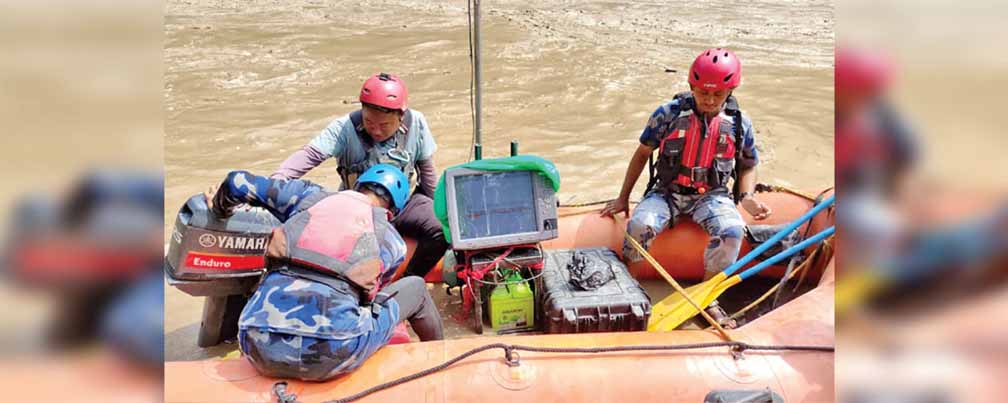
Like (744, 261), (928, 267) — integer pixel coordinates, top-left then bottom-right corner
(273, 191), (395, 299)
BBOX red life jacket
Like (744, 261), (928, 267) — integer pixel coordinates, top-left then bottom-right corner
(836, 112), (895, 191)
(836, 113), (891, 175)
(655, 106), (739, 194)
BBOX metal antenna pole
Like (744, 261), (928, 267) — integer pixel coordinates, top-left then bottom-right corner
(473, 0), (483, 160)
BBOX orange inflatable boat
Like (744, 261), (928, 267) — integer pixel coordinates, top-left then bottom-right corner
(406, 188), (835, 283)
(165, 188), (836, 403)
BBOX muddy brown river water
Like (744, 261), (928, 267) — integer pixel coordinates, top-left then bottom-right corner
(164, 0), (834, 360)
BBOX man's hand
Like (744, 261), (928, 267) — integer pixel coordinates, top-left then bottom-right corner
(204, 186), (217, 211)
(204, 185), (235, 218)
(741, 195), (772, 220)
(600, 198), (630, 218)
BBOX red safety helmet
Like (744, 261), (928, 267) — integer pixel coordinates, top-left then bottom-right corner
(688, 48), (742, 91)
(359, 73), (408, 112)
(835, 46), (892, 99)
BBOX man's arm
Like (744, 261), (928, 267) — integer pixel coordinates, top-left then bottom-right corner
(736, 165), (758, 196)
(600, 144), (654, 218)
(210, 170), (324, 222)
(600, 102), (674, 217)
(376, 222), (407, 288)
(271, 145), (330, 180)
(734, 114), (771, 220)
(622, 145), (655, 201)
(411, 111), (439, 198)
(271, 119), (347, 179)
(734, 113), (760, 196)
(415, 159), (438, 198)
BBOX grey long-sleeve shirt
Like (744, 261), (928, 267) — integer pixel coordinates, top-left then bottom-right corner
(272, 144), (439, 198)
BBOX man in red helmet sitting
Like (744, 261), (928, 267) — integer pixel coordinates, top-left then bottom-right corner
(272, 73), (447, 280)
(600, 48), (772, 327)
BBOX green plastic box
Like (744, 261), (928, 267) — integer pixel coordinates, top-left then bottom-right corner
(489, 274), (535, 330)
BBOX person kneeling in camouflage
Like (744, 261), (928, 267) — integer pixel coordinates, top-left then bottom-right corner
(205, 164), (443, 381)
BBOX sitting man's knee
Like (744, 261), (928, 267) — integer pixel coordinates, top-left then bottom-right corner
(718, 225), (744, 241)
(398, 275), (425, 290)
(624, 215), (665, 263)
(628, 212), (664, 234)
(708, 225), (743, 249)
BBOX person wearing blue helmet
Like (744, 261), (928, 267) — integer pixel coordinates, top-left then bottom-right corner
(354, 163), (410, 215)
(204, 165), (443, 381)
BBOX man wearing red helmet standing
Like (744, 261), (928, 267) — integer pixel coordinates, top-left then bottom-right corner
(272, 73), (447, 279)
(601, 48), (772, 325)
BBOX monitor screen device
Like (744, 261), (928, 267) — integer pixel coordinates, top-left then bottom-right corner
(444, 167), (558, 250)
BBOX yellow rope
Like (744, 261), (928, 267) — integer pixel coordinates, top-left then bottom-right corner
(557, 184), (823, 217)
(756, 183), (820, 201)
(559, 208), (603, 218)
(623, 231), (734, 341)
(794, 238), (833, 292)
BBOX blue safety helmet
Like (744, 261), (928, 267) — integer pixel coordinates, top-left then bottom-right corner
(355, 164), (409, 214)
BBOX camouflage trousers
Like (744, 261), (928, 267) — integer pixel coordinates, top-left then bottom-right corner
(238, 296), (400, 382)
(623, 190), (745, 275)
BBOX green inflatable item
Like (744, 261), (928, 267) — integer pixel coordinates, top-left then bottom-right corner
(433, 155), (561, 244)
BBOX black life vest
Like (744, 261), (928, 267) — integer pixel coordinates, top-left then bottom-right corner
(337, 109), (416, 190)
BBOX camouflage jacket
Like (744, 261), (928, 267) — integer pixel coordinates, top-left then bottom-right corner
(212, 171), (405, 339)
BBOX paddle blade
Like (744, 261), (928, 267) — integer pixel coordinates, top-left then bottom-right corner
(835, 269), (885, 317)
(707, 276), (741, 303)
(648, 273), (726, 331)
(648, 274), (741, 332)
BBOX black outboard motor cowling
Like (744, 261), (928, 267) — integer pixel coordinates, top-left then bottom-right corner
(165, 194), (278, 284)
(164, 194), (280, 347)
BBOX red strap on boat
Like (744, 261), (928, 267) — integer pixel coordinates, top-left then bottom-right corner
(468, 246), (515, 281)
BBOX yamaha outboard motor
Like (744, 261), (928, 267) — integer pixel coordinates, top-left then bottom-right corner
(164, 194), (280, 347)
(2, 170), (164, 360)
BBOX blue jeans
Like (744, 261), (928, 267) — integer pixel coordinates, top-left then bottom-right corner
(624, 190), (745, 275)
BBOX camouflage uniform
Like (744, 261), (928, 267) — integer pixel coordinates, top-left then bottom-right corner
(238, 270), (401, 380)
(625, 190), (747, 276)
(624, 97), (758, 276)
(213, 171), (405, 381)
